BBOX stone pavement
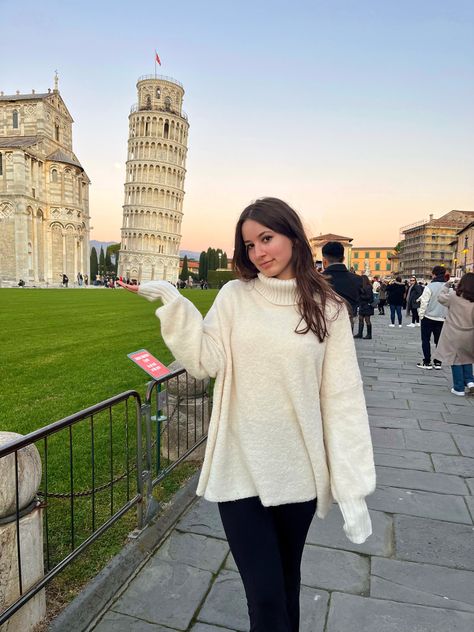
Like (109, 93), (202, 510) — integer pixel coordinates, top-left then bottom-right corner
(91, 313), (474, 632)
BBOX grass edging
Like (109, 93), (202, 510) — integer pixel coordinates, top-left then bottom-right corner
(48, 470), (201, 632)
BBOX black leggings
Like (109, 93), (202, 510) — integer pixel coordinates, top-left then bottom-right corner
(218, 496), (317, 632)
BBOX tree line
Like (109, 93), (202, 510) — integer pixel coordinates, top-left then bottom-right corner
(197, 248), (228, 280)
(90, 244), (120, 280)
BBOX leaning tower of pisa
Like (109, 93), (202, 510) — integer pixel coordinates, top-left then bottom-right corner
(118, 74), (189, 283)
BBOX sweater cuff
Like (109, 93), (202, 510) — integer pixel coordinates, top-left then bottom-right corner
(138, 281), (181, 304)
(339, 498), (372, 544)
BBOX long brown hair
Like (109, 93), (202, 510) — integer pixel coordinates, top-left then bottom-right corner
(233, 197), (343, 341)
(456, 272), (474, 302)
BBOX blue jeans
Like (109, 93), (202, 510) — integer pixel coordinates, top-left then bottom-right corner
(390, 304), (402, 325)
(451, 365), (474, 392)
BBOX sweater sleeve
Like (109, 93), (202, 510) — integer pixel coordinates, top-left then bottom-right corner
(149, 283), (228, 380)
(319, 304), (376, 543)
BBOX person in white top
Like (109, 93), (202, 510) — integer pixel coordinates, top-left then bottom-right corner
(119, 197), (376, 632)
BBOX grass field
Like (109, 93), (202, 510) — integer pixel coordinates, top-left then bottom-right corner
(0, 286), (217, 622)
(0, 287), (217, 433)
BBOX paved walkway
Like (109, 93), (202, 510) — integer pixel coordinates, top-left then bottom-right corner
(91, 313), (474, 632)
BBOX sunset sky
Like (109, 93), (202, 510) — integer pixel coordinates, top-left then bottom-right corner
(1, 0), (473, 255)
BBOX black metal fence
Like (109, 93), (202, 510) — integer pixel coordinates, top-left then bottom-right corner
(0, 367), (210, 626)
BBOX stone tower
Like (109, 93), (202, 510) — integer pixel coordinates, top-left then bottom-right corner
(0, 77), (91, 286)
(118, 75), (189, 283)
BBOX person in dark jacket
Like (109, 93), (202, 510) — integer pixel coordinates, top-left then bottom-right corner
(322, 241), (362, 330)
(354, 275), (374, 339)
(405, 276), (423, 326)
(386, 277), (405, 327)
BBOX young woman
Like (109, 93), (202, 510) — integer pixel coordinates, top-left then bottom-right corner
(405, 276), (424, 327)
(119, 198), (376, 631)
(433, 273), (474, 396)
(354, 275), (374, 339)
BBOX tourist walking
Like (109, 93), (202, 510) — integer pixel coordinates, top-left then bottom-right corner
(61, 273), (69, 288)
(416, 266), (448, 369)
(405, 276), (423, 326)
(321, 241), (362, 330)
(386, 277), (405, 326)
(354, 275), (374, 339)
(433, 273), (474, 395)
(119, 197), (375, 632)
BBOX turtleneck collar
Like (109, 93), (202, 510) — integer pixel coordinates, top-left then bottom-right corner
(254, 273), (297, 305)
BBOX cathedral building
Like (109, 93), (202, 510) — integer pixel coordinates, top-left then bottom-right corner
(0, 76), (90, 286)
(118, 74), (189, 282)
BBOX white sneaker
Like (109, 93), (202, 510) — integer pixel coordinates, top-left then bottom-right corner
(416, 322), (421, 326)
(467, 382), (474, 395)
(389, 324), (395, 327)
(398, 324), (402, 328)
(406, 323), (416, 327)
(451, 388), (465, 397)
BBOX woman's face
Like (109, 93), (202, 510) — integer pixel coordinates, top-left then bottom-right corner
(242, 219), (295, 280)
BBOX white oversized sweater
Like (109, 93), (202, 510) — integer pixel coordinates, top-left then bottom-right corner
(138, 274), (376, 543)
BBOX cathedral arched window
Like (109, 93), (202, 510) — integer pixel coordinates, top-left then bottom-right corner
(55, 124), (60, 141)
(164, 122), (169, 139)
(156, 88), (161, 99)
(164, 97), (171, 111)
(51, 169), (58, 183)
(146, 95), (152, 109)
(13, 110), (19, 129)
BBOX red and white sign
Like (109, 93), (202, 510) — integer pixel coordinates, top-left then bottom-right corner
(128, 349), (170, 380)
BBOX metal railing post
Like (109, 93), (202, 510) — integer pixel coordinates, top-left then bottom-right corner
(135, 397), (145, 531)
(141, 400), (160, 526)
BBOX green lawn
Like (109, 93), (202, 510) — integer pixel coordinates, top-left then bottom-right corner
(0, 287), (218, 620)
(0, 287), (217, 433)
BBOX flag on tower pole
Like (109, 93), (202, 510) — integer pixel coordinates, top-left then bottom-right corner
(154, 50), (161, 79)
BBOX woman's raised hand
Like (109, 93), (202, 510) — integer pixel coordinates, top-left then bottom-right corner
(117, 280), (139, 293)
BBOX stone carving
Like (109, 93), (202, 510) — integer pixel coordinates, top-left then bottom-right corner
(0, 202), (14, 221)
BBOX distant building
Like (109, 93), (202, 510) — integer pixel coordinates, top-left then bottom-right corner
(350, 247), (395, 277)
(118, 74), (189, 283)
(179, 257), (199, 276)
(451, 221), (474, 276)
(0, 76), (91, 286)
(388, 251), (401, 276)
(400, 210), (474, 279)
